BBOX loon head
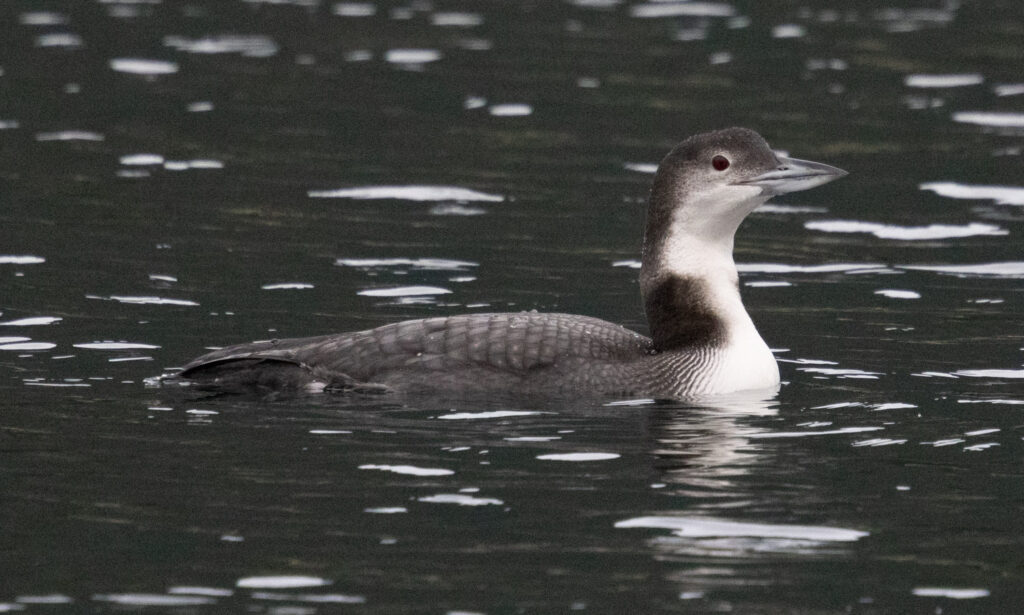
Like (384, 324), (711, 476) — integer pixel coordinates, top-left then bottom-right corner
(645, 127), (847, 247)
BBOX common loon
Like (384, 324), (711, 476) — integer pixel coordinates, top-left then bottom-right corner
(171, 128), (846, 399)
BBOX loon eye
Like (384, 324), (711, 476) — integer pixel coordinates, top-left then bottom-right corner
(712, 155), (730, 171)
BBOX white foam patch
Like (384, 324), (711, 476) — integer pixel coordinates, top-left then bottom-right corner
(799, 367), (883, 379)
(163, 35), (279, 57)
(432, 12), (484, 27)
(995, 84), (1024, 97)
(92, 594), (215, 606)
(505, 436), (562, 441)
(749, 426), (884, 439)
(20, 11), (69, 25)
(0, 337), (30, 344)
(236, 576), (331, 589)
(746, 281), (792, 287)
(36, 33), (83, 48)
(630, 2), (735, 18)
(106, 295), (200, 306)
(899, 262), (1024, 277)
(875, 289), (920, 299)
(358, 464), (454, 476)
(357, 286), (451, 297)
(73, 342), (160, 350)
(261, 282), (314, 290)
(334, 2), (376, 17)
(964, 428), (1000, 437)
(0, 316), (62, 326)
(36, 131), (104, 141)
(615, 516), (868, 541)
(919, 182), (1024, 205)
(0, 255), (45, 264)
(250, 592), (365, 603)
(772, 24), (806, 38)
(604, 398), (657, 406)
(417, 494), (503, 506)
(15, 594), (74, 604)
(0, 342), (56, 350)
(436, 410), (543, 420)
(109, 58), (179, 75)
(957, 398), (1024, 405)
(163, 159), (223, 170)
(385, 49), (442, 63)
(805, 220), (1006, 240)
(365, 507), (408, 514)
(309, 185), (503, 202)
(536, 452), (620, 461)
(952, 111), (1024, 127)
(912, 588), (990, 599)
(167, 587), (233, 597)
(120, 153), (165, 166)
(852, 438), (908, 447)
(737, 263), (886, 274)
(623, 162), (658, 174)
(309, 429), (352, 434)
(489, 103), (533, 117)
(336, 258), (477, 270)
(871, 402), (917, 411)
(953, 369), (1024, 379)
(905, 74), (983, 88)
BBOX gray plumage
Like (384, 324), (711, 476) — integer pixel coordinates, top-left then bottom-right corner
(171, 128), (846, 399)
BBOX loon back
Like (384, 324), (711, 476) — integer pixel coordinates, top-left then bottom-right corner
(179, 312), (663, 396)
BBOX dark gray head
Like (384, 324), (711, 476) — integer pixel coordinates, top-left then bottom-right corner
(643, 127), (846, 257)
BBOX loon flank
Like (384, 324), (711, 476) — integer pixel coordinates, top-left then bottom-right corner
(172, 128), (846, 399)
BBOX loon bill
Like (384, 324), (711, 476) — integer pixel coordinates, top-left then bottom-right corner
(167, 127), (847, 399)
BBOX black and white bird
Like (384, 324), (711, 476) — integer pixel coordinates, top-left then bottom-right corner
(169, 128), (846, 399)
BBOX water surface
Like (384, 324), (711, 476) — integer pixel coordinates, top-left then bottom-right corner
(2, 0), (1024, 612)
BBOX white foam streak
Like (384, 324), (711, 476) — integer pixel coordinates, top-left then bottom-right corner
(875, 289), (920, 299)
(952, 111), (1024, 127)
(236, 576), (331, 589)
(417, 494), (503, 506)
(93, 594), (215, 606)
(0, 256), (45, 264)
(805, 220), (1006, 240)
(73, 342), (160, 350)
(107, 295), (200, 306)
(536, 452), (620, 461)
(615, 516), (868, 541)
(749, 426), (884, 439)
(164, 35), (278, 57)
(905, 74), (983, 88)
(358, 286), (451, 297)
(437, 410), (543, 420)
(110, 58), (179, 75)
(920, 182), (1024, 205)
(309, 185), (503, 202)
(336, 258), (477, 270)
(953, 369), (1024, 379)
(912, 588), (990, 599)
(737, 263), (885, 274)
(0, 316), (62, 326)
(899, 262), (1024, 277)
(385, 49), (442, 64)
(358, 464), (454, 476)
(630, 2), (735, 18)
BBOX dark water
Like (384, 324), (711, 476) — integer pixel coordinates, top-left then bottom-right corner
(3, 0), (1024, 612)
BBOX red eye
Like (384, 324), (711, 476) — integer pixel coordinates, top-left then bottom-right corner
(712, 155), (730, 171)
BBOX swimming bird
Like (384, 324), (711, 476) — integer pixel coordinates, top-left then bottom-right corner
(171, 128), (846, 399)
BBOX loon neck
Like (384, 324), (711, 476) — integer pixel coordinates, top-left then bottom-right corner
(640, 230), (755, 353)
